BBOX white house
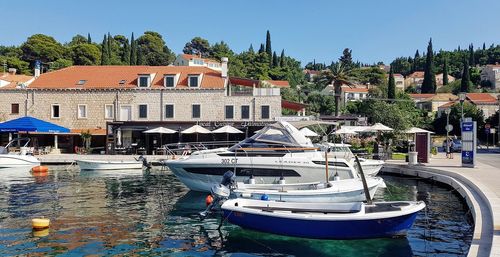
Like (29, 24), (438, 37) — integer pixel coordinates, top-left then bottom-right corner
(173, 54), (222, 71)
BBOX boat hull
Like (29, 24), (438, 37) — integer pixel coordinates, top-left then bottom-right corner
(76, 160), (143, 170)
(356, 159), (384, 176)
(0, 155), (40, 168)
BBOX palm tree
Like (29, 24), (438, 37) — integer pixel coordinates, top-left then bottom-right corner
(318, 62), (354, 116)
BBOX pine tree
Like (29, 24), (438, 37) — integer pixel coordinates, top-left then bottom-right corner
(280, 49), (285, 67)
(265, 30), (272, 57)
(122, 38), (130, 65)
(87, 33), (92, 44)
(130, 33), (137, 65)
(460, 58), (471, 92)
(272, 51), (278, 67)
(248, 44), (254, 53)
(339, 48), (353, 69)
(421, 39), (436, 93)
(258, 44), (265, 54)
(101, 34), (109, 65)
(387, 66), (396, 101)
(469, 44), (475, 66)
(442, 57), (449, 85)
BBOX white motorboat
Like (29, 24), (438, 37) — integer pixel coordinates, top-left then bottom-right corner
(233, 176), (385, 203)
(320, 143), (384, 176)
(0, 138), (40, 168)
(76, 159), (143, 170)
(164, 121), (367, 192)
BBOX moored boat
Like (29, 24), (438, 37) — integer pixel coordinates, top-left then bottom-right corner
(221, 198), (426, 239)
(76, 159), (143, 170)
(319, 143), (384, 176)
(0, 138), (40, 168)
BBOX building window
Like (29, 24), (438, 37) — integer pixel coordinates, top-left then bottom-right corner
(192, 104), (201, 119)
(261, 105), (270, 119)
(138, 104), (148, 119)
(104, 104), (114, 119)
(241, 105), (250, 120)
(188, 75), (199, 87)
(51, 104), (60, 119)
(164, 75), (175, 87)
(119, 105), (132, 121)
(225, 105), (234, 119)
(77, 104), (87, 119)
(194, 59), (204, 65)
(165, 104), (174, 119)
(138, 76), (150, 87)
(11, 103), (19, 114)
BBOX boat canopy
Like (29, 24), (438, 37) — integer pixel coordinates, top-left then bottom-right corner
(229, 121), (314, 151)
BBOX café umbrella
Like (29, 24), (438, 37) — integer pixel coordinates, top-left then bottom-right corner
(181, 125), (212, 142)
(143, 127), (177, 146)
(212, 125), (244, 142)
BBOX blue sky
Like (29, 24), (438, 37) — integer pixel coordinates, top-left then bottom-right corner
(1, 0), (499, 65)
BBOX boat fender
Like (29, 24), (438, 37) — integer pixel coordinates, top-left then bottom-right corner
(241, 192), (252, 198)
(260, 194), (269, 201)
(32, 166), (48, 173)
(205, 195), (214, 206)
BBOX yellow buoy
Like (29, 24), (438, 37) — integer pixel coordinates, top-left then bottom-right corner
(33, 228), (49, 237)
(32, 218), (50, 230)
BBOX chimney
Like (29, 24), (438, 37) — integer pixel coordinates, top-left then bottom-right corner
(34, 61), (41, 78)
(8, 68), (16, 75)
(221, 57), (228, 78)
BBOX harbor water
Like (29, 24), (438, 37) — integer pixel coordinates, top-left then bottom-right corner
(0, 167), (473, 256)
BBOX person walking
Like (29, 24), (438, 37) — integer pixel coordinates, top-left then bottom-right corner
(449, 138), (455, 159)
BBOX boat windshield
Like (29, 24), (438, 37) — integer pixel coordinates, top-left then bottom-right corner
(229, 123), (303, 151)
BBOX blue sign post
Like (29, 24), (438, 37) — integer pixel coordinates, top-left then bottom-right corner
(461, 119), (476, 168)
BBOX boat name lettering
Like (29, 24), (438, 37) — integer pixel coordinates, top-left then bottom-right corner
(221, 158), (238, 164)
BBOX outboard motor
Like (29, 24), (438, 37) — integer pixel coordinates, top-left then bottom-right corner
(199, 171), (235, 219)
(136, 155), (152, 169)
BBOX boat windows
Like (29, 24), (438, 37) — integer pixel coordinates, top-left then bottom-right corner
(312, 161), (349, 167)
(228, 123), (302, 151)
(184, 167), (301, 177)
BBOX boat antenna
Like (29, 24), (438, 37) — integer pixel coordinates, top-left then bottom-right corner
(355, 155), (372, 204)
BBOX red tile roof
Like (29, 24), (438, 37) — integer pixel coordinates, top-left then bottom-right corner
(29, 66), (226, 89)
(409, 93), (435, 100)
(343, 87), (368, 93)
(265, 80), (290, 87)
(466, 93), (498, 105)
(393, 73), (404, 77)
(438, 101), (456, 108)
(408, 71), (425, 78)
(282, 100), (307, 111)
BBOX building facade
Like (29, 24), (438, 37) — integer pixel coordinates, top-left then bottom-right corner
(173, 54), (222, 71)
(480, 65), (500, 90)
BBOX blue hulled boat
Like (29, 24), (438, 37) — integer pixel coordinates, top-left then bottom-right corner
(221, 198), (425, 239)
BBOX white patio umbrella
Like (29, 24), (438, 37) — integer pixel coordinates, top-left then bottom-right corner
(404, 127), (434, 134)
(181, 125), (212, 142)
(369, 123), (394, 132)
(333, 127), (358, 135)
(212, 125), (244, 142)
(143, 127), (177, 147)
(116, 128), (122, 146)
(299, 127), (319, 137)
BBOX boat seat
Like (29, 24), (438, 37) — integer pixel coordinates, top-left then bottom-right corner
(246, 203), (362, 214)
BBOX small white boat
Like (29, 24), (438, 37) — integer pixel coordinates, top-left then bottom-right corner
(0, 138), (40, 168)
(319, 143), (384, 176)
(233, 176), (385, 203)
(76, 159), (143, 170)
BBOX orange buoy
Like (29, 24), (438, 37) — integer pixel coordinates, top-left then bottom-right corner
(32, 218), (50, 230)
(205, 195), (214, 206)
(32, 166), (48, 173)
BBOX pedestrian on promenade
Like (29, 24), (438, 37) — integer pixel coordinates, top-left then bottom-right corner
(446, 138), (451, 159)
(449, 138), (455, 159)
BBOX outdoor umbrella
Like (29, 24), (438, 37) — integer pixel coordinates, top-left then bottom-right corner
(333, 127), (358, 135)
(181, 125), (212, 142)
(212, 125), (244, 142)
(299, 127), (319, 137)
(369, 123), (394, 132)
(143, 127), (177, 146)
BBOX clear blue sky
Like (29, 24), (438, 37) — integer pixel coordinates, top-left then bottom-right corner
(1, 0), (499, 65)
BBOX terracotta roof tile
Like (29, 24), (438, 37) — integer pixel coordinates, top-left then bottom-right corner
(409, 93), (435, 99)
(408, 71), (425, 78)
(466, 93), (498, 104)
(282, 100), (307, 111)
(265, 80), (290, 87)
(343, 87), (368, 93)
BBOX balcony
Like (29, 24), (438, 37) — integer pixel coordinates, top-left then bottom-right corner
(229, 86), (281, 96)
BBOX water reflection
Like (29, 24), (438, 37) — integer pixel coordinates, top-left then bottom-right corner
(0, 168), (472, 256)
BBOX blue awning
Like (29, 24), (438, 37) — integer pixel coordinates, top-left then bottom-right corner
(0, 116), (70, 133)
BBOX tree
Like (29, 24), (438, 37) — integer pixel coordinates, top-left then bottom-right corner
(20, 34), (65, 64)
(87, 33), (92, 44)
(469, 44), (475, 66)
(460, 58), (472, 92)
(318, 62), (354, 116)
(50, 58), (73, 70)
(210, 41), (234, 61)
(0, 56), (30, 74)
(258, 44), (265, 54)
(107, 32), (113, 62)
(265, 30), (272, 58)
(387, 66), (396, 101)
(272, 51), (278, 67)
(70, 44), (100, 65)
(100, 34), (109, 65)
(339, 48), (353, 69)
(433, 102), (484, 135)
(305, 92), (336, 115)
(248, 44), (254, 53)
(68, 34), (88, 46)
(412, 50), (420, 72)
(122, 38), (131, 64)
(130, 33), (137, 65)
(136, 31), (175, 65)
(183, 37), (210, 57)
(421, 39), (436, 93)
(442, 57), (449, 85)
(280, 49), (285, 67)
(137, 47), (144, 65)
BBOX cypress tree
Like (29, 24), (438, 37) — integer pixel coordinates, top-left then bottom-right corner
(280, 49), (285, 67)
(107, 32), (112, 62)
(101, 34), (109, 65)
(258, 44), (265, 54)
(130, 33), (137, 65)
(265, 30), (272, 57)
(460, 58), (471, 92)
(248, 44), (254, 53)
(421, 39), (436, 93)
(122, 38), (131, 65)
(87, 33), (92, 44)
(483, 42), (486, 51)
(469, 44), (475, 66)
(387, 66), (396, 101)
(137, 47), (143, 65)
(412, 50), (420, 72)
(272, 51), (278, 67)
(442, 57), (449, 85)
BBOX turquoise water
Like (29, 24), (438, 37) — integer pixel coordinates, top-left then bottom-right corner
(0, 168), (472, 256)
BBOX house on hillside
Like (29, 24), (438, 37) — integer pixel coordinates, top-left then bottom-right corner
(173, 54), (222, 71)
(405, 71), (425, 88)
(303, 69), (321, 82)
(0, 69), (35, 89)
(409, 93), (458, 113)
(480, 64), (500, 90)
(436, 93), (499, 118)
(435, 73), (456, 87)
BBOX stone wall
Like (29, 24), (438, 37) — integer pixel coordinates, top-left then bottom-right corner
(0, 89), (282, 129)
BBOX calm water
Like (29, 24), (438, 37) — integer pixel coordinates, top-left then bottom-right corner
(0, 167), (473, 256)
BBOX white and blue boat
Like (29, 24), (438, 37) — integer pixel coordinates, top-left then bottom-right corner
(220, 198), (425, 239)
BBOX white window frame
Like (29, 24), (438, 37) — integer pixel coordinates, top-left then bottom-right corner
(164, 75), (176, 88)
(51, 104), (60, 119)
(225, 105), (234, 120)
(261, 105), (270, 119)
(104, 104), (114, 120)
(164, 104), (175, 119)
(192, 103), (201, 119)
(241, 105), (250, 120)
(188, 75), (200, 88)
(138, 75), (151, 88)
(119, 104), (133, 121)
(77, 104), (88, 119)
(138, 104), (149, 119)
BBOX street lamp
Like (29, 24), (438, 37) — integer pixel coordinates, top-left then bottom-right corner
(445, 108), (451, 156)
(459, 92), (466, 122)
